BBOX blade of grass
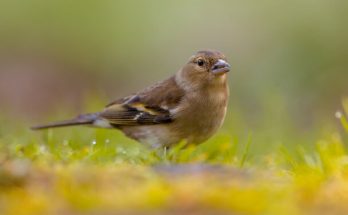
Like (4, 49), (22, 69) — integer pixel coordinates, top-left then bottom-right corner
(240, 132), (253, 168)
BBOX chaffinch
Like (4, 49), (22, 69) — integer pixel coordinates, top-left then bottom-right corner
(32, 50), (231, 148)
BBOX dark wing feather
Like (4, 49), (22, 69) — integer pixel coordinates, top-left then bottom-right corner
(101, 76), (184, 126)
(100, 103), (172, 125)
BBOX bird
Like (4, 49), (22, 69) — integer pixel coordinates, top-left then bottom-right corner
(32, 50), (231, 148)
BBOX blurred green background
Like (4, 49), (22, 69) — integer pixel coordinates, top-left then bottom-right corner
(0, 0), (347, 154)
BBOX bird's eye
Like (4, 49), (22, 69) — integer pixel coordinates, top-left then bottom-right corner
(197, 59), (205, 67)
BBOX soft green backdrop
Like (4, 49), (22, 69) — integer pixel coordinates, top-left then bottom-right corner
(1, 2), (348, 214)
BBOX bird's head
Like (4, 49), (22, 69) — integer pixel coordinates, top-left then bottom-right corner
(177, 50), (231, 90)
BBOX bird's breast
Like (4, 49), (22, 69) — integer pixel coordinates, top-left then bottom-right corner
(172, 85), (228, 144)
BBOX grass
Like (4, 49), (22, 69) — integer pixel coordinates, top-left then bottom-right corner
(0, 100), (347, 215)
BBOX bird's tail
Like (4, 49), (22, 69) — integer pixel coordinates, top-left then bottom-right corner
(31, 113), (100, 130)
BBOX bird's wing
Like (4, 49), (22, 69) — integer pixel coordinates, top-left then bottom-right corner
(100, 76), (185, 126)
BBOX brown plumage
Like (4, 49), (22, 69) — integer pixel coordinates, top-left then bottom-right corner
(32, 50), (231, 148)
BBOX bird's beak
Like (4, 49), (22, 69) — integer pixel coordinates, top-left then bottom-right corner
(211, 59), (231, 76)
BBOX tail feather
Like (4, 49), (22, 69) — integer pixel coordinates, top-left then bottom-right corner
(31, 113), (99, 130)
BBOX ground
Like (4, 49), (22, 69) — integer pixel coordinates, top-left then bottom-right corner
(0, 104), (348, 215)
